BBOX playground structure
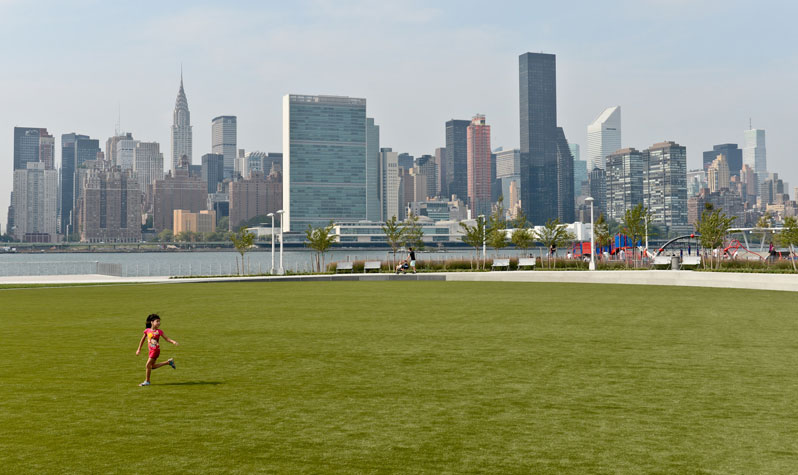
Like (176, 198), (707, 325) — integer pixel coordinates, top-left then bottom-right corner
(654, 227), (793, 261)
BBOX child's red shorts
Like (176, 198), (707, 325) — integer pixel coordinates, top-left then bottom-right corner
(148, 348), (160, 360)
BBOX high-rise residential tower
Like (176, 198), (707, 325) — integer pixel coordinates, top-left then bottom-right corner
(445, 119), (470, 202)
(282, 94), (368, 231)
(605, 148), (643, 223)
(643, 141), (688, 231)
(171, 75), (193, 173)
(211, 116), (236, 178)
(13, 162), (58, 242)
(743, 128), (766, 175)
(519, 52), (574, 223)
(434, 147), (447, 198)
(587, 106), (621, 172)
(133, 141), (165, 195)
(466, 115), (492, 217)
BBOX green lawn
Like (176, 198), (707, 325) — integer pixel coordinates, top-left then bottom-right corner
(2, 281), (798, 473)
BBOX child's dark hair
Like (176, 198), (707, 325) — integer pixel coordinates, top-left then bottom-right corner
(145, 313), (160, 329)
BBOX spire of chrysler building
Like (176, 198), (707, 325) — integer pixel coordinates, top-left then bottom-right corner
(171, 71), (192, 173)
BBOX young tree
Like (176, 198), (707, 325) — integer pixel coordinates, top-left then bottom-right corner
(778, 216), (798, 272)
(486, 197), (508, 256)
(381, 215), (406, 268)
(594, 213), (611, 255)
(305, 221), (337, 273)
(403, 213), (425, 251)
(622, 203), (652, 266)
(510, 210), (533, 257)
(460, 219), (486, 270)
(230, 227), (256, 275)
(694, 205), (736, 269)
(535, 218), (576, 269)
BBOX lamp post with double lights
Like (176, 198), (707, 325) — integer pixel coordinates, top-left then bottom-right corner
(478, 214), (486, 269)
(585, 197), (596, 270)
(267, 212), (275, 274)
(276, 209), (285, 275)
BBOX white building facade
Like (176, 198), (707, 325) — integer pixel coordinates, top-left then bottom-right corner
(587, 106), (621, 171)
(13, 162), (58, 241)
(743, 128), (767, 174)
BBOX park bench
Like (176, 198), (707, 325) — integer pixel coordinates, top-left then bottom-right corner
(491, 258), (510, 271)
(652, 256), (671, 267)
(335, 262), (354, 273)
(363, 261), (382, 273)
(681, 256), (701, 267)
(517, 257), (536, 270)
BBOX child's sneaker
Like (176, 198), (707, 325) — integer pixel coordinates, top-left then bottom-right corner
(139, 381), (151, 386)
(168, 358), (176, 369)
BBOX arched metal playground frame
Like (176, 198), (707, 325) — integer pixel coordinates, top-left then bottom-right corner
(654, 227), (785, 259)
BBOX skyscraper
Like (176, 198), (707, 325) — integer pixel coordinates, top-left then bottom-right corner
(76, 164), (142, 243)
(211, 116), (236, 178)
(201, 153), (225, 194)
(434, 147), (447, 198)
(381, 148), (400, 220)
(13, 162), (58, 242)
(643, 141), (688, 231)
(466, 115), (492, 217)
(133, 141), (164, 195)
(282, 94), (368, 231)
(366, 118), (381, 222)
(171, 75), (193, 173)
(707, 155), (730, 192)
(415, 154), (437, 201)
(586, 106), (621, 172)
(445, 119), (470, 202)
(60, 133), (100, 235)
(605, 148), (643, 223)
(703, 143), (742, 176)
(13, 127), (54, 170)
(519, 52), (574, 223)
(743, 128), (766, 175)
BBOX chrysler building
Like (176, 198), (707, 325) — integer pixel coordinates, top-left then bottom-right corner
(171, 73), (193, 173)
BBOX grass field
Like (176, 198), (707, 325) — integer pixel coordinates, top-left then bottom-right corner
(2, 281), (798, 473)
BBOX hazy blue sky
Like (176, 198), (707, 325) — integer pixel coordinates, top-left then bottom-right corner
(1, 0), (796, 229)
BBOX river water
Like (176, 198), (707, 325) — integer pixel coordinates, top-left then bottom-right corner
(0, 248), (555, 277)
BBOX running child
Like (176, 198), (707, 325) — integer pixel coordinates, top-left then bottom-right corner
(135, 313), (178, 386)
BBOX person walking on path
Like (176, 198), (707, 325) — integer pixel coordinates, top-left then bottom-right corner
(408, 247), (417, 274)
(135, 314), (178, 386)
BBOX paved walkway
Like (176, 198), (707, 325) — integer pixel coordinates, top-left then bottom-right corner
(1, 270), (797, 292)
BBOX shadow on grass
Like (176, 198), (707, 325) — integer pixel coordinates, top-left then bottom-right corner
(158, 381), (223, 386)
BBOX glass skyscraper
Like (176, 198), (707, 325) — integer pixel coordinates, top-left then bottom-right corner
(519, 52), (574, 224)
(445, 119), (470, 203)
(283, 94), (368, 231)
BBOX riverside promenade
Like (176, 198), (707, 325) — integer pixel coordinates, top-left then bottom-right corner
(2, 270), (798, 292)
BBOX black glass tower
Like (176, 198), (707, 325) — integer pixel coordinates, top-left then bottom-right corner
(519, 52), (574, 224)
(702, 143), (742, 177)
(445, 119), (470, 203)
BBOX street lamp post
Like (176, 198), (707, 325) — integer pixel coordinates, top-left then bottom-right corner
(276, 209), (285, 275)
(586, 197), (596, 271)
(478, 214), (486, 269)
(267, 212), (275, 274)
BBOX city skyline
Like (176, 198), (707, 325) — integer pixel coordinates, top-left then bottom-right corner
(1, 1), (797, 228)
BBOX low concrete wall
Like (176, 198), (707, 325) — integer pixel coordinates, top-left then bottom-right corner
(0, 270), (795, 293)
(445, 270), (798, 292)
